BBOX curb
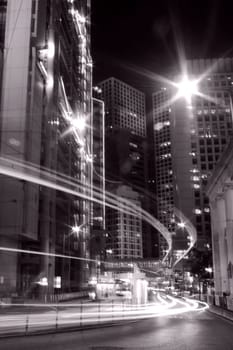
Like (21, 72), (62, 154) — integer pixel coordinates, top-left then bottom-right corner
(0, 319), (140, 339)
(207, 306), (233, 323)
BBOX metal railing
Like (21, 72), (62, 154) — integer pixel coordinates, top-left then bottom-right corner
(0, 299), (142, 336)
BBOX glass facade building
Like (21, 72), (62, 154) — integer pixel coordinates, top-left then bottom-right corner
(152, 58), (233, 260)
(0, 0), (92, 300)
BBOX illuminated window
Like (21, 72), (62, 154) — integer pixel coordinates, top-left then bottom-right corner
(190, 168), (199, 173)
(193, 184), (200, 189)
(194, 209), (202, 215)
(192, 176), (200, 182)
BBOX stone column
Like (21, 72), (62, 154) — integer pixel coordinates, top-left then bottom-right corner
(210, 200), (221, 295)
(216, 196), (229, 295)
(224, 186), (233, 296)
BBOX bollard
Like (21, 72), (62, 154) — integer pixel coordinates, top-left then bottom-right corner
(98, 301), (101, 323)
(80, 301), (83, 327)
(25, 314), (29, 335)
(112, 299), (114, 321)
(55, 306), (59, 330)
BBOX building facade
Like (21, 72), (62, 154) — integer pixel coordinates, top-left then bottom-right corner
(98, 77), (147, 190)
(152, 88), (175, 259)
(0, 0), (92, 300)
(105, 185), (143, 260)
(97, 77), (151, 257)
(207, 138), (233, 309)
(152, 58), (233, 259)
(98, 77), (146, 137)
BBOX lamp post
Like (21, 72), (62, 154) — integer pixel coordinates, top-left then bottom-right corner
(65, 218), (105, 282)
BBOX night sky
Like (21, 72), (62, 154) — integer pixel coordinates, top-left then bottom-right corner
(91, 0), (233, 93)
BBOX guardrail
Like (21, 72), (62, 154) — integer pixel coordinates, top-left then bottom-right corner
(0, 291), (89, 305)
(0, 299), (140, 337)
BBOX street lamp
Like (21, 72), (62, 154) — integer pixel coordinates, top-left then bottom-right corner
(176, 75), (199, 104)
(71, 117), (86, 132)
(177, 221), (186, 229)
(71, 222), (87, 237)
(63, 222), (88, 255)
(175, 74), (233, 118)
(62, 221), (90, 288)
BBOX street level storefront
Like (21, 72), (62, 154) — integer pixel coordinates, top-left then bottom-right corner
(207, 138), (233, 310)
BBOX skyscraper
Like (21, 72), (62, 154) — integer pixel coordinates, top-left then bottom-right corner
(97, 77), (150, 258)
(98, 77), (146, 137)
(152, 88), (174, 259)
(0, 0), (92, 300)
(152, 58), (233, 259)
(105, 184), (143, 260)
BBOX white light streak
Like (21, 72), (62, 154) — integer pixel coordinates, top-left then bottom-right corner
(0, 157), (172, 258)
(47, 40), (55, 59)
(0, 294), (209, 334)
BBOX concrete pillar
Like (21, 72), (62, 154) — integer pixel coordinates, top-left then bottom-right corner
(210, 200), (221, 295)
(216, 197), (229, 295)
(224, 187), (233, 295)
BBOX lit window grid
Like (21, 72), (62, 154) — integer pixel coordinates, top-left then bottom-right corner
(153, 99), (174, 234)
(190, 85), (233, 237)
(99, 78), (146, 137)
(152, 70), (233, 247)
(106, 209), (143, 259)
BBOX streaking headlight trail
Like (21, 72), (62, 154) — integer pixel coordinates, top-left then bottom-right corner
(0, 294), (209, 335)
(0, 156), (173, 261)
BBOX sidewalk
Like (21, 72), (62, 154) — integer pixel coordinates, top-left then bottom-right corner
(0, 299), (142, 338)
(208, 304), (233, 322)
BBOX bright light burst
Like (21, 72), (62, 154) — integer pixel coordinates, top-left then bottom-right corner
(72, 225), (81, 235)
(72, 117), (86, 131)
(177, 221), (186, 229)
(175, 75), (199, 103)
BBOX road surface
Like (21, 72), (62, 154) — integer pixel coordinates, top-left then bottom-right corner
(1, 309), (233, 350)
(0, 294), (208, 336)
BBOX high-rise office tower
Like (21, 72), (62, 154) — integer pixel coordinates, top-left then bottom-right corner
(98, 77), (146, 137)
(152, 58), (233, 259)
(152, 88), (175, 259)
(105, 185), (143, 260)
(97, 77), (150, 257)
(0, 0), (92, 300)
(98, 77), (147, 194)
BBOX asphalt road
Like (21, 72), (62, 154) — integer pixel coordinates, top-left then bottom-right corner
(0, 309), (233, 350)
(0, 294), (197, 335)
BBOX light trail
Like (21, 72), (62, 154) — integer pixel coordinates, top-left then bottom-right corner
(0, 246), (98, 263)
(0, 156), (172, 260)
(0, 153), (201, 267)
(0, 295), (209, 334)
(0, 156), (198, 268)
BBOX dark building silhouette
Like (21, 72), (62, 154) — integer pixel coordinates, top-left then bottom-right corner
(0, 0), (92, 300)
